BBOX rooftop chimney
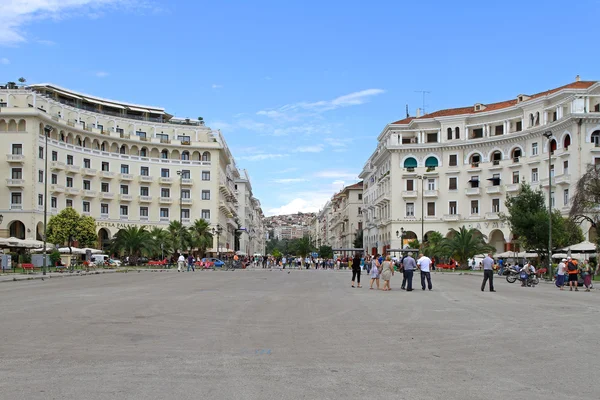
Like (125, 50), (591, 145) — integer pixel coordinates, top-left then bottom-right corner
(576, 74), (581, 82)
(416, 108), (421, 118)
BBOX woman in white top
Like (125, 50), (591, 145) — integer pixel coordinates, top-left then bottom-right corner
(370, 257), (380, 290)
(556, 259), (566, 290)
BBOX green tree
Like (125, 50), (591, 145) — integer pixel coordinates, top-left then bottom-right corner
(503, 184), (582, 263)
(443, 226), (494, 269)
(47, 208), (97, 253)
(272, 249), (282, 258)
(149, 227), (170, 259)
(423, 231), (449, 262)
(318, 245), (333, 259)
(570, 164), (600, 247)
(407, 239), (420, 250)
(167, 220), (190, 255)
(293, 236), (314, 266)
(111, 226), (153, 265)
(353, 230), (363, 249)
(188, 219), (213, 257)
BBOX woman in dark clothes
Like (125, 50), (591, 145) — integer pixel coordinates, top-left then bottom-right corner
(351, 253), (362, 288)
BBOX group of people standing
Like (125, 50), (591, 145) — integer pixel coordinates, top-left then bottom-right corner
(351, 252), (433, 292)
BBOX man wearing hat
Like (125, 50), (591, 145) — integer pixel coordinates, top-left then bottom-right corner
(556, 258), (567, 290)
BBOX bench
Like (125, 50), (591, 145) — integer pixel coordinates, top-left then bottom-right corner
(22, 263), (35, 273)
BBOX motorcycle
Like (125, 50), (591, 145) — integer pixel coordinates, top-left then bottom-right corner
(505, 266), (521, 283)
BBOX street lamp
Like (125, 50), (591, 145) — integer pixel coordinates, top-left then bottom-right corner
(176, 170), (183, 225)
(42, 125), (53, 275)
(543, 131), (553, 278)
(212, 224), (223, 259)
(416, 174), (426, 247)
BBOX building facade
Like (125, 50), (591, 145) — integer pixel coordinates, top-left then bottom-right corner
(359, 79), (600, 255)
(328, 182), (363, 249)
(0, 83), (264, 254)
(235, 169), (266, 256)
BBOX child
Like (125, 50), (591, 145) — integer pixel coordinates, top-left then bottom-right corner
(370, 262), (380, 290)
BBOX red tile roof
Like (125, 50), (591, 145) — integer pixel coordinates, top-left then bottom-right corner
(390, 81), (596, 124)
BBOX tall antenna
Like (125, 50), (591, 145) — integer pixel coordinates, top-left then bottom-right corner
(414, 90), (431, 115)
(406, 104), (409, 118)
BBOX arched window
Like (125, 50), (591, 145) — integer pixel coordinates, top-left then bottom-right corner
(563, 135), (571, 150)
(511, 148), (522, 160)
(592, 131), (600, 147)
(403, 157), (418, 169)
(425, 156), (438, 168)
(530, 113), (535, 127)
(181, 151), (190, 160)
(447, 127), (452, 140)
(470, 153), (481, 166)
(491, 151), (502, 164)
(535, 112), (540, 126)
(161, 150), (169, 159)
(119, 145), (126, 154)
(202, 151), (211, 161)
(455, 127), (460, 139)
(101, 143), (106, 151)
(60, 133), (65, 142)
(77, 138), (82, 146)
(549, 139), (557, 154)
(140, 148), (147, 157)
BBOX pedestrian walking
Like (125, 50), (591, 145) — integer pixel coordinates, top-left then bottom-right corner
(481, 253), (495, 292)
(177, 254), (185, 272)
(380, 255), (394, 291)
(556, 258), (567, 290)
(581, 260), (593, 292)
(417, 253), (433, 291)
(351, 253), (362, 288)
(402, 252), (417, 291)
(369, 261), (379, 290)
(187, 254), (195, 272)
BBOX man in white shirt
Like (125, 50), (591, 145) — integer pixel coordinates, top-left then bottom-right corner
(177, 254), (185, 272)
(417, 253), (433, 291)
(556, 258), (566, 290)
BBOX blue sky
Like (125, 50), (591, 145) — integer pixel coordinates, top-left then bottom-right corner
(2, 0), (599, 215)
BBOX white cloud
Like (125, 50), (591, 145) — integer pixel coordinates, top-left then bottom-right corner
(0, 58), (9, 65)
(265, 198), (326, 216)
(95, 71), (109, 78)
(296, 144), (324, 153)
(257, 88), (385, 119)
(0, 0), (154, 46)
(272, 178), (308, 184)
(211, 84), (223, 89)
(314, 170), (359, 180)
(237, 153), (284, 162)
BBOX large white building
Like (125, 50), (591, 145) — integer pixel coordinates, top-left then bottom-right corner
(0, 83), (265, 254)
(235, 169), (266, 256)
(359, 78), (600, 256)
(311, 182), (363, 249)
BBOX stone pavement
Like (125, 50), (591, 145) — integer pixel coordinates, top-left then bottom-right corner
(0, 270), (597, 400)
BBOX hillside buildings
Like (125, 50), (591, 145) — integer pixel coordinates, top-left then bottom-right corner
(0, 83), (265, 256)
(359, 78), (600, 255)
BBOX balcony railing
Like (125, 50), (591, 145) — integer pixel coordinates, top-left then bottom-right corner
(139, 175), (153, 183)
(51, 161), (65, 170)
(159, 197), (173, 204)
(181, 198), (193, 205)
(401, 190), (418, 198)
(139, 195), (153, 202)
(100, 171), (115, 179)
(50, 184), (65, 193)
(6, 154), (25, 163)
(443, 214), (461, 221)
(6, 178), (25, 186)
(181, 178), (193, 185)
(119, 173), (134, 181)
(101, 192), (115, 199)
(160, 177), (173, 184)
(486, 186), (501, 194)
(66, 187), (80, 195)
(81, 168), (97, 176)
(485, 212), (501, 220)
(465, 187), (481, 196)
(82, 190), (97, 198)
(119, 194), (133, 202)
(423, 190), (439, 198)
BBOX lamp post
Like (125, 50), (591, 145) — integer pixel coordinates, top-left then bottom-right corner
(543, 131), (553, 278)
(416, 175), (425, 247)
(42, 125), (53, 275)
(176, 170), (183, 225)
(212, 224), (223, 259)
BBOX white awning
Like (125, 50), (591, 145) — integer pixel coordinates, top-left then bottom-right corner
(148, 109), (164, 115)
(103, 102), (125, 110)
(127, 106), (150, 113)
(83, 97), (106, 106)
(54, 89), (82, 100)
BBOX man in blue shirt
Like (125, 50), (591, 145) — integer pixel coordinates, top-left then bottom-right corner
(481, 253), (496, 292)
(402, 252), (417, 291)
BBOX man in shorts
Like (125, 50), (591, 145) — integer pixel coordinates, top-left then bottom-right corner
(566, 257), (579, 291)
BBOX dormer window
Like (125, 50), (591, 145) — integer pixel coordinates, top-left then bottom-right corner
(474, 103), (486, 112)
(517, 94), (531, 103)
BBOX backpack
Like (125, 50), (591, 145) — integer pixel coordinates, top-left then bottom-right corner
(567, 261), (577, 272)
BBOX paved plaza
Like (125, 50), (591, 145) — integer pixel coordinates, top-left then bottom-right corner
(0, 270), (597, 400)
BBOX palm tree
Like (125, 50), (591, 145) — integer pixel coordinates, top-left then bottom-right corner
(423, 231), (449, 262)
(149, 227), (170, 259)
(443, 226), (495, 269)
(111, 226), (153, 265)
(189, 219), (213, 257)
(167, 220), (190, 255)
